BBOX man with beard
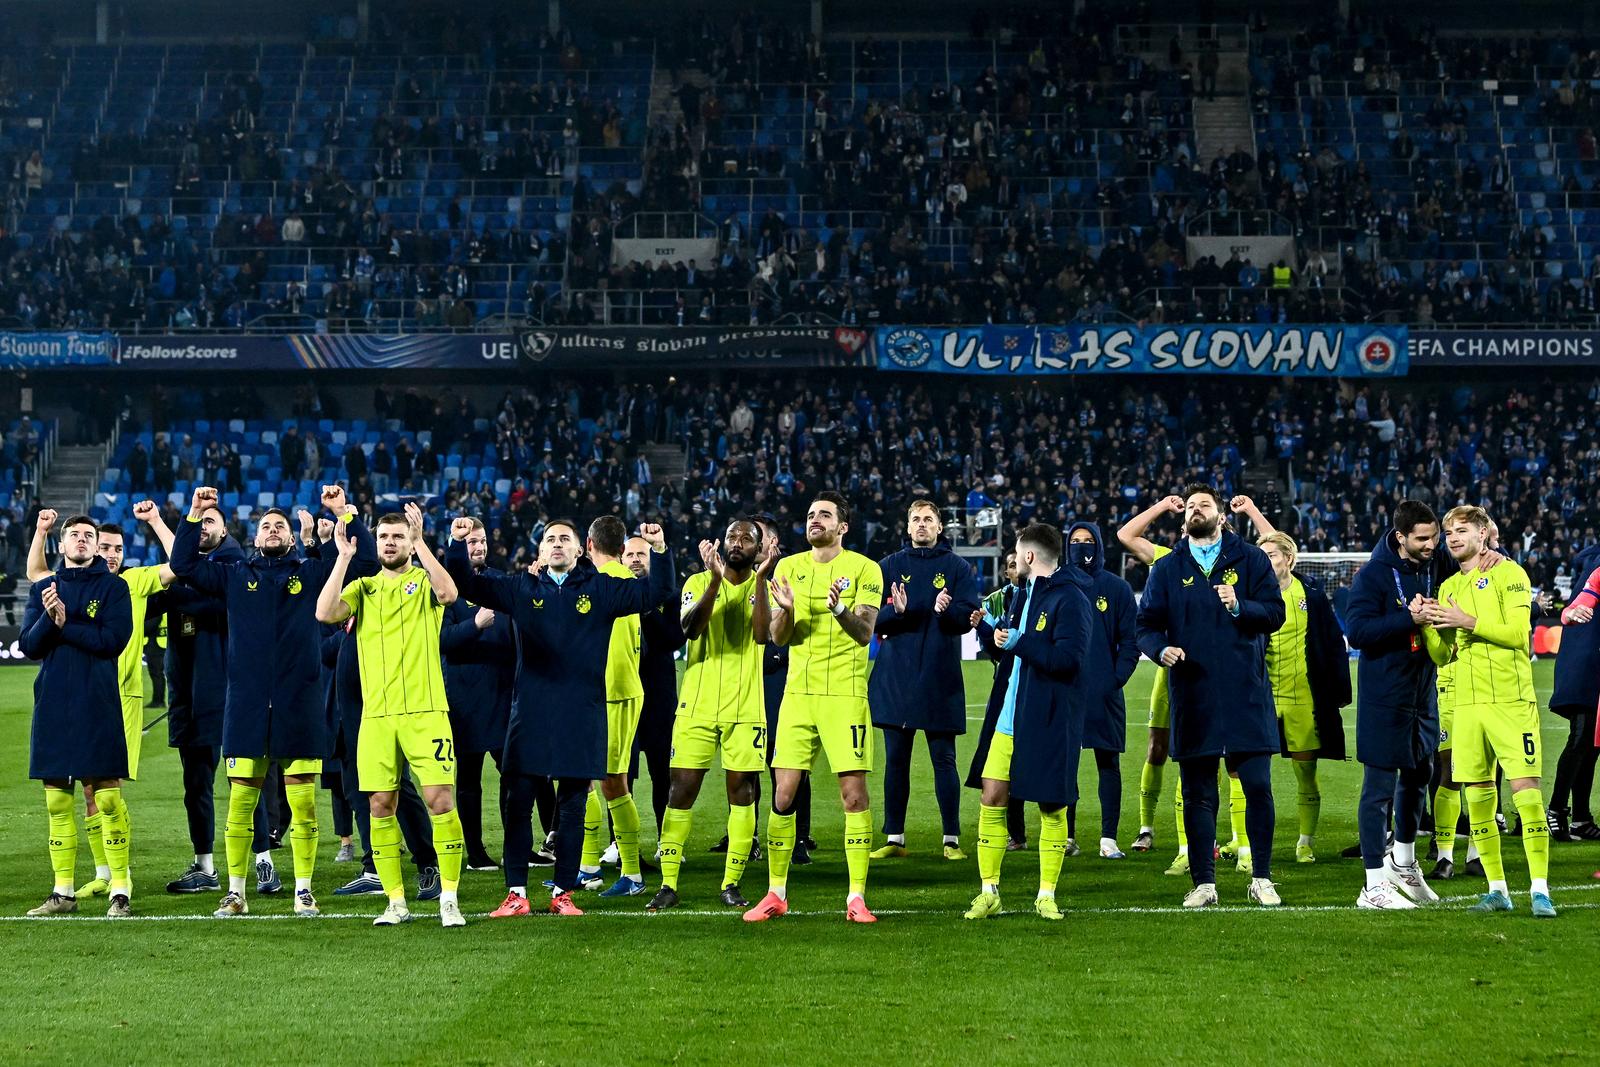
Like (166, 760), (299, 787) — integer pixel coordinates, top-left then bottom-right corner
(963, 524), (1093, 922)
(22, 515), (134, 916)
(869, 500), (980, 861)
(170, 484), (376, 918)
(966, 550), (1029, 851)
(1136, 484), (1286, 908)
(1065, 523), (1140, 860)
(446, 517), (673, 917)
(159, 500), (274, 895)
(630, 533), (685, 847)
(648, 518), (778, 911)
(744, 492), (884, 924)
(1342, 500), (1444, 909)
(440, 517), (520, 872)
(1423, 506), (1554, 917)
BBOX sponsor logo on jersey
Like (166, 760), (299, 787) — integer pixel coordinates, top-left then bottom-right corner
(899, 574), (911, 584)
(1182, 576), (1195, 587)
(1096, 596), (1108, 612)
(247, 581), (258, 591)
(1222, 568), (1239, 586)
(933, 573), (946, 590)
(576, 594), (592, 615)
(286, 576), (302, 595)
(531, 598), (544, 609)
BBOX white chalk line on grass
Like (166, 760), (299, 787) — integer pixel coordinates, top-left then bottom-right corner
(6, 882), (1594, 922)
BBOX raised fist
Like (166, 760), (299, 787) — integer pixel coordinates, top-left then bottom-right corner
(35, 508), (57, 534)
(639, 523), (665, 551)
(319, 484), (348, 513)
(450, 516), (474, 542)
(191, 486), (219, 514)
(132, 500), (158, 523)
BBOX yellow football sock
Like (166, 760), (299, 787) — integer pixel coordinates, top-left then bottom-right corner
(95, 787), (131, 895)
(723, 803), (756, 889)
(608, 794), (641, 879)
(84, 811), (108, 872)
(1138, 761), (1164, 829)
(658, 807), (692, 891)
(1229, 774), (1248, 850)
(1433, 786), (1461, 861)
(843, 809), (872, 896)
(1174, 779), (1187, 850)
(1512, 788), (1549, 884)
(1039, 807), (1068, 894)
(1465, 784), (1505, 886)
(766, 810), (796, 891)
(224, 783), (260, 891)
(371, 814), (405, 903)
(977, 803), (1008, 887)
(1293, 760), (1320, 840)
(581, 788), (604, 870)
(45, 787), (78, 895)
(430, 809), (464, 893)
(285, 782), (318, 889)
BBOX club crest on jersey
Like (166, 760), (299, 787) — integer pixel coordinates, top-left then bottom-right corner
(1096, 596), (1108, 612)
(1222, 569), (1239, 586)
(1475, 576), (1490, 590)
(286, 576), (303, 595)
(1035, 612), (1048, 631)
(576, 594), (592, 615)
(404, 581), (420, 595)
(933, 573), (946, 590)
(1182, 577), (1195, 587)
(837, 578), (852, 590)
(86, 599), (100, 618)
(1298, 598), (1308, 611)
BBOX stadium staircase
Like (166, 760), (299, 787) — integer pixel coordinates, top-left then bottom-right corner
(13, 435), (113, 607)
(642, 440), (687, 488)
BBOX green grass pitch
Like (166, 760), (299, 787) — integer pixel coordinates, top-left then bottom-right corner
(0, 660), (1594, 1065)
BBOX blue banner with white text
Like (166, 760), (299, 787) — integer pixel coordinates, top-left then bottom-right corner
(0, 331), (118, 368)
(874, 324), (1408, 377)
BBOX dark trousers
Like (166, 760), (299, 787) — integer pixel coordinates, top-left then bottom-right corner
(1180, 752), (1275, 883)
(1067, 749), (1122, 841)
(344, 765), (437, 875)
(879, 725), (961, 838)
(178, 743), (270, 855)
(1006, 797), (1026, 843)
(1552, 708), (1599, 820)
(502, 773), (558, 889)
(1358, 760), (1431, 868)
(549, 777), (592, 894)
(629, 721), (672, 834)
(145, 637), (166, 705)
(322, 764), (354, 838)
(457, 748), (506, 860)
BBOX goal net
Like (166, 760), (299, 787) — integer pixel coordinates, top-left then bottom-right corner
(1295, 552), (1369, 595)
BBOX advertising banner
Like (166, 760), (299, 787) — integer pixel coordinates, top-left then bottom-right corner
(0, 332), (118, 369)
(1408, 330), (1600, 365)
(875, 324), (1407, 377)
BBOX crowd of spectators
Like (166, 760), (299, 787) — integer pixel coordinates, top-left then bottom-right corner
(88, 370), (1600, 596)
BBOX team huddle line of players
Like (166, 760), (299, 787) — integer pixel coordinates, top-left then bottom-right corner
(18, 480), (1570, 923)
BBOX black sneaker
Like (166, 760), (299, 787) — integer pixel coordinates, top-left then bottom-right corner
(1340, 841), (1364, 859)
(1430, 857), (1454, 880)
(791, 843), (813, 865)
(166, 863), (221, 894)
(645, 886), (678, 912)
(709, 835), (730, 853)
(1463, 857), (1485, 878)
(801, 837), (819, 851)
(466, 853), (500, 872)
(1506, 817), (1523, 837)
(1426, 836), (1439, 862)
(1548, 807), (1573, 842)
(529, 847), (556, 867)
(1572, 820), (1600, 841)
(719, 884), (750, 908)
(749, 838), (764, 862)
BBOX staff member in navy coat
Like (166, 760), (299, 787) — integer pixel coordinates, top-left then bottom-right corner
(1343, 501), (1448, 902)
(1550, 544), (1600, 841)
(966, 550), (1028, 847)
(1136, 484), (1286, 908)
(870, 500), (981, 859)
(441, 516), (519, 871)
(159, 504), (271, 895)
(23, 514), (133, 917)
(1066, 522), (1140, 859)
(170, 484), (376, 917)
(446, 516), (674, 914)
(630, 533), (686, 839)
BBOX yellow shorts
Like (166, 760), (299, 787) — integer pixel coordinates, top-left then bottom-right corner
(225, 756), (323, 779)
(358, 710), (456, 792)
(671, 718), (767, 773)
(1277, 698), (1319, 754)
(1147, 667), (1170, 730)
(121, 693), (143, 782)
(773, 693), (872, 774)
(1453, 702), (1541, 783)
(981, 730), (1014, 782)
(607, 697), (643, 776)
(1437, 693), (1454, 753)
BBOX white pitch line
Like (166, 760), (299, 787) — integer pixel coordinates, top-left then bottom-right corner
(7, 883), (1594, 922)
